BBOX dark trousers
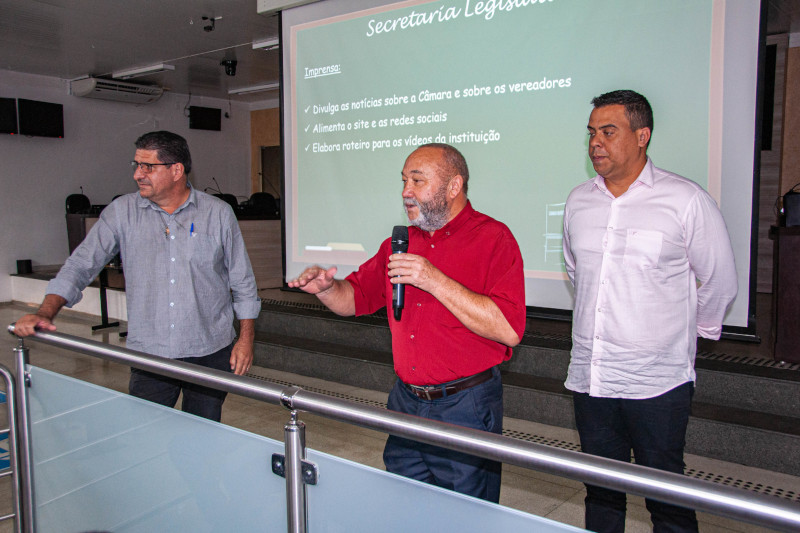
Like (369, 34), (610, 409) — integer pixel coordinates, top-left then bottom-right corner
(128, 344), (233, 422)
(383, 367), (503, 503)
(573, 381), (698, 533)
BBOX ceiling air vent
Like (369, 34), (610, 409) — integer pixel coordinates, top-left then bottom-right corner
(70, 77), (164, 104)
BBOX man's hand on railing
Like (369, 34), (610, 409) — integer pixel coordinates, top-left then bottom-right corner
(13, 314), (57, 337)
(13, 294), (66, 337)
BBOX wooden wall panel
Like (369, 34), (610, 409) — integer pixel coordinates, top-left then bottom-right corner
(780, 46), (800, 195)
(240, 219), (282, 289)
(250, 108), (281, 194)
(758, 35), (789, 293)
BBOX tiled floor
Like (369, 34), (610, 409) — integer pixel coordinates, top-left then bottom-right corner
(1, 302), (798, 532)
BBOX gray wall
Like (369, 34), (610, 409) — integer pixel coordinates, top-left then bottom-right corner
(0, 69), (257, 302)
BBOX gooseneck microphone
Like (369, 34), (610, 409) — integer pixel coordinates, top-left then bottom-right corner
(391, 225), (409, 320)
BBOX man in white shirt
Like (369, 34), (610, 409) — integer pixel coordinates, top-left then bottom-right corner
(562, 90), (737, 533)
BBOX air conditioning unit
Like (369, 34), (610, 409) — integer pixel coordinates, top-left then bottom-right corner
(70, 77), (164, 104)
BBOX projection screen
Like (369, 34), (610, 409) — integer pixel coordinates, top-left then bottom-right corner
(281, 0), (761, 330)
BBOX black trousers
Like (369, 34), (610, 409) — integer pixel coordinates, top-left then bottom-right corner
(573, 382), (698, 533)
(128, 343), (233, 422)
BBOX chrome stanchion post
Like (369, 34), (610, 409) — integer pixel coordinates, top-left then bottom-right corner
(0, 364), (23, 533)
(13, 339), (34, 533)
(284, 410), (307, 533)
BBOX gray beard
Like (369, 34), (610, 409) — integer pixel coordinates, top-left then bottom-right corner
(405, 188), (449, 232)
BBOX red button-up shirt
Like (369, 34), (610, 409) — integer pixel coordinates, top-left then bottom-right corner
(346, 202), (526, 385)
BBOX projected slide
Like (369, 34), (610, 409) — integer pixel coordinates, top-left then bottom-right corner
(283, 0), (759, 328)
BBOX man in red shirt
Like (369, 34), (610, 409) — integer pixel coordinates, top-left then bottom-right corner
(289, 143), (526, 502)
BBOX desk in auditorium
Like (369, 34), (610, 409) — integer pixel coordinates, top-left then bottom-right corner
(770, 225), (800, 363)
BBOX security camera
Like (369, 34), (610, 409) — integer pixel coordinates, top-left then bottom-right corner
(221, 60), (237, 76)
(202, 16), (215, 32)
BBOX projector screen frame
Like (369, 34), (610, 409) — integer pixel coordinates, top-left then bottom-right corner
(719, 0), (767, 342)
(277, 0), (765, 340)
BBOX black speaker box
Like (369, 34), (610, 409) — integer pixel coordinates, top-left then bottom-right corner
(786, 191), (800, 227)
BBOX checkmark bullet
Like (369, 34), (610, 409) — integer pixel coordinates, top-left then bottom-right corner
(305, 124), (310, 132)
(304, 105), (311, 113)
(305, 144), (310, 151)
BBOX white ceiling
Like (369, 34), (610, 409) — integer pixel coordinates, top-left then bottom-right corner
(0, 0), (799, 105)
(0, 0), (281, 103)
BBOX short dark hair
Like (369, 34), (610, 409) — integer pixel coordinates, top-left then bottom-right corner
(134, 131), (192, 175)
(591, 90), (654, 135)
(419, 143), (470, 195)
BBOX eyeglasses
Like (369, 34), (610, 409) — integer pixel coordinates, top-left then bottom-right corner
(131, 160), (174, 173)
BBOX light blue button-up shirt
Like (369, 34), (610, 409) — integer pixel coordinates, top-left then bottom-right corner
(48, 186), (261, 358)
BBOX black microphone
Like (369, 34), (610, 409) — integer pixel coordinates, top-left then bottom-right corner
(391, 225), (409, 320)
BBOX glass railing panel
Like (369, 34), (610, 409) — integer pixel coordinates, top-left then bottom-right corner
(304, 446), (585, 531)
(28, 366), (287, 532)
(27, 365), (585, 532)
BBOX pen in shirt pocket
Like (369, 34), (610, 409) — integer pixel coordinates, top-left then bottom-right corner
(190, 223), (194, 236)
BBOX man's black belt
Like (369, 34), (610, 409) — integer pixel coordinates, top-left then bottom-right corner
(403, 368), (494, 400)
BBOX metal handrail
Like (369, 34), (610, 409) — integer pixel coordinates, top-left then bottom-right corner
(9, 325), (800, 532)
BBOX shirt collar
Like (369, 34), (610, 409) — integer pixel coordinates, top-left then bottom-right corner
(592, 158), (655, 194)
(137, 182), (195, 214)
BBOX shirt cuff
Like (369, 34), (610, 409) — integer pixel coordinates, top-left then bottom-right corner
(697, 324), (722, 340)
(45, 278), (84, 308)
(233, 298), (262, 320)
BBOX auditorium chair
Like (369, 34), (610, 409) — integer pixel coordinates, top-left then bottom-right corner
(65, 193), (91, 214)
(213, 193), (239, 211)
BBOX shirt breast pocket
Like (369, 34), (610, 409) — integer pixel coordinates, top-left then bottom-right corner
(190, 233), (222, 268)
(622, 229), (662, 270)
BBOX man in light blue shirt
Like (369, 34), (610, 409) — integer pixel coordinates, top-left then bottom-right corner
(14, 131), (261, 421)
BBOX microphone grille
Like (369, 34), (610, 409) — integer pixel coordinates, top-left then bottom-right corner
(391, 225), (409, 253)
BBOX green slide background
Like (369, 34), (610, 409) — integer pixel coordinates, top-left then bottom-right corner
(292, 0), (712, 273)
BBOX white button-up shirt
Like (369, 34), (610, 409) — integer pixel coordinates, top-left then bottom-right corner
(562, 159), (737, 399)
